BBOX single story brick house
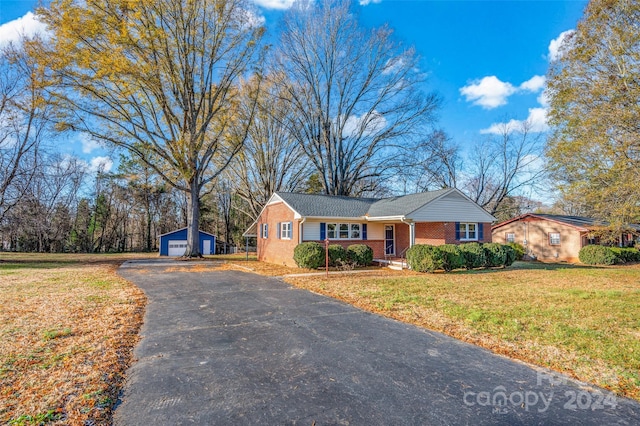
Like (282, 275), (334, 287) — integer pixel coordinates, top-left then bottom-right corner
(491, 214), (640, 262)
(245, 188), (496, 267)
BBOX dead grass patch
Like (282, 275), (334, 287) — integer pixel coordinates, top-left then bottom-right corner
(284, 262), (640, 401)
(0, 253), (153, 425)
(163, 264), (224, 273)
(216, 259), (314, 276)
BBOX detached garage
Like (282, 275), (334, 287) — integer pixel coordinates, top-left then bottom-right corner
(159, 228), (216, 257)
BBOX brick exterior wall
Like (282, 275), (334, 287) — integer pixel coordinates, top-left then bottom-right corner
(257, 202), (299, 267)
(492, 217), (583, 262)
(414, 222), (493, 246)
(395, 223), (410, 256)
(415, 222), (447, 245)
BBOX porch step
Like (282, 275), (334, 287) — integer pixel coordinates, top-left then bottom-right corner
(375, 258), (407, 270)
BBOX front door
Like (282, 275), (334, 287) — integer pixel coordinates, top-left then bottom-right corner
(203, 240), (211, 255)
(385, 225), (395, 256)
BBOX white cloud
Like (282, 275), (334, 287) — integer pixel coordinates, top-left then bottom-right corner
(89, 156), (113, 173)
(77, 133), (101, 154)
(245, 10), (266, 28)
(0, 12), (48, 47)
(342, 111), (387, 138)
(359, 0), (382, 5)
(537, 90), (550, 108)
(519, 75), (546, 92)
(480, 107), (548, 135)
(251, 0), (295, 10)
(548, 30), (575, 62)
(460, 76), (517, 109)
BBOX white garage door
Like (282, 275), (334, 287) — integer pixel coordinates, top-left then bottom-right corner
(168, 240), (187, 256)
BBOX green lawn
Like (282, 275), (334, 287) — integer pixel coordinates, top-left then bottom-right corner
(284, 261), (640, 401)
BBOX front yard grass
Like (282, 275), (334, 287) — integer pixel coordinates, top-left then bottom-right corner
(0, 252), (154, 425)
(284, 261), (640, 401)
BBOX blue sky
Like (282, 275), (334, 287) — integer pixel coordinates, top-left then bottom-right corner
(0, 0), (588, 172)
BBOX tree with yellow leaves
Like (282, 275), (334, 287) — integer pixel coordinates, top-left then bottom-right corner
(546, 0), (640, 229)
(37, 0), (264, 257)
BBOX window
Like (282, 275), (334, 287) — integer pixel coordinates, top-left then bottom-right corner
(327, 223), (337, 239)
(325, 223), (363, 240)
(549, 232), (561, 245)
(459, 223), (477, 240)
(350, 224), (361, 239)
(280, 222), (292, 239)
(506, 233), (515, 243)
(261, 223), (268, 239)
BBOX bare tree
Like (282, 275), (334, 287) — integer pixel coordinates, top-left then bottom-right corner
(397, 130), (460, 193)
(228, 76), (309, 219)
(38, 0), (264, 257)
(463, 119), (546, 216)
(274, 0), (441, 196)
(0, 40), (50, 222)
(2, 152), (85, 252)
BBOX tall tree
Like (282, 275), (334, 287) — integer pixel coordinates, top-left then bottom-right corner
(546, 0), (640, 226)
(274, 0), (441, 196)
(37, 0), (264, 257)
(118, 155), (168, 251)
(463, 120), (545, 216)
(397, 130), (460, 193)
(228, 76), (309, 219)
(0, 39), (50, 222)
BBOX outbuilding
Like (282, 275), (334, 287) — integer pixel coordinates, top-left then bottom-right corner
(159, 228), (216, 257)
(492, 214), (639, 262)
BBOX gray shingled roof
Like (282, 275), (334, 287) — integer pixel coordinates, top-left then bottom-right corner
(276, 189), (452, 218)
(367, 189), (451, 217)
(534, 214), (640, 230)
(276, 192), (377, 217)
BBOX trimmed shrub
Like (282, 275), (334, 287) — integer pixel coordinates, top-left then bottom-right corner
(438, 244), (465, 272)
(347, 244), (373, 266)
(503, 244), (516, 267)
(578, 245), (617, 265)
(507, 242), (526, 260)
(406, 244), (444, 273)
(610, 247), (640, 263)
(459, 242), (486, 269)
(328, 244), (348, 267)
(483, 243), (507, 267)
(293, 242), (325, 269)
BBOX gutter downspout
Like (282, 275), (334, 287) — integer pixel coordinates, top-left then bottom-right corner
(298, 217), (306, 245)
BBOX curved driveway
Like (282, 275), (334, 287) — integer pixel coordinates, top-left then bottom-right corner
(114, 260), (640, 425)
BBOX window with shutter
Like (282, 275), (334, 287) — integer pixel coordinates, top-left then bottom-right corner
(458, 223), (479, 241)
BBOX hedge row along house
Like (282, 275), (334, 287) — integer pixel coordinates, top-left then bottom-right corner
(244, 189), (496, 267)
(491, 214), (640, 263)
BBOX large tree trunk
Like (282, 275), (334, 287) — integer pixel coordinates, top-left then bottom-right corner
(185, 180), (201, 258)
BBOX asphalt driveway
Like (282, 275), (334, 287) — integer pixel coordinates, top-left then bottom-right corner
(114, 259), (640, 425)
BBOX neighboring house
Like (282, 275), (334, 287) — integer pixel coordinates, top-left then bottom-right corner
(492, 214), (640, 262)
(244, 188), (495, 267)
(159, 228), (216, 256)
